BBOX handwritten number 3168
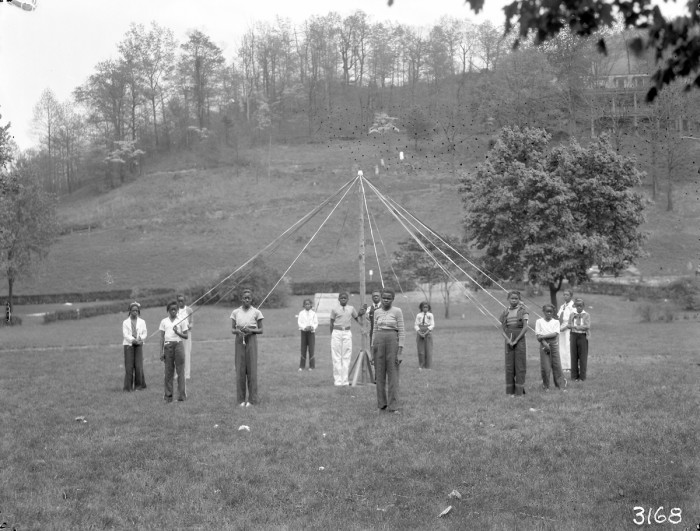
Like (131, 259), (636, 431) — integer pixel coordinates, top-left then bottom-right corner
(633, 506), (682, 525)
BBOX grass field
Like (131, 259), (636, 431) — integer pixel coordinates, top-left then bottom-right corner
(2, 293), (698, 530)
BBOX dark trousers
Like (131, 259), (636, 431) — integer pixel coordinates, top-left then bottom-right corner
(123, 345), (146, 391)
(374, 330), (400, 410)
(299, 331), (315, 369)
(539, 338), (564, 388)
(163, 342), (186, 401)
(235, 334), (258, 404)
(416, 333), (433, 368)
(570, 332), (589, 380)
(504, 327), (526, 395)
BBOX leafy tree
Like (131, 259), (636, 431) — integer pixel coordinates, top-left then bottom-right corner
(459, 126), (646, 307)
(482, 45), (558, 130)
(0, 159), (58, 307)
(210, 257), (289, 309)
(392, 234), (472, 318)
(0, 112), (14, 185)
(74, 59), (129, 144)
(402, 105), (433, 150)
(104, 140), (146, 188)
(541, 27), (596, 137)
(118, 22), (176, 150)
(178, 30), (226, 130)
(645, 82), (697, 211)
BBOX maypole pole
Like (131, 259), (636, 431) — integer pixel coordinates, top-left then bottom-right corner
(358, 172), (367, 352)
(351, 171), (374, 386)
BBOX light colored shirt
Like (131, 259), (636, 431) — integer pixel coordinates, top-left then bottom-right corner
(160, 316), (188, 342)
(329, 304), (358, 328)
(297, 309), (318, 332)
(230, 306), (264, 330)
(568, 310), (591, 338)
(558, 300), (574, 329)
(535, 317), (561, 337)
(414, 311), (435, 332)
(177, 305), (193, 330)
(122, 317), (147, 346)
(372, 306), (405, 348)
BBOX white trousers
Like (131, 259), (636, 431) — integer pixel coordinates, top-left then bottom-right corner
(176, 334), (192, 379)
(559, 330), (571, 371)
(331, 330), (352, 386)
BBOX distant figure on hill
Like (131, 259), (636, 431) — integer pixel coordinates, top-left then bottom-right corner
(122, 301), (147, 391)
(176, 294), (194, 381)
(329, 292), (366, 386)
(297, 298), (318, 371)
(230, 289), (264, 407)
(159, 301), (188, 402)
(414, 301), (434, 370)
(372, 288), (404, 413)
(568, 298), (591, 382)
(499, 291), (529, 396)
(557, 289), (575, 373)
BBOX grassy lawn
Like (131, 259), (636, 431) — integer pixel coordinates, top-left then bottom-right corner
(1, 293), (698, 529)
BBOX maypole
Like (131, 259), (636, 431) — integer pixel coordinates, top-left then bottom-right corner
(351, 172), (374, 385)
(358, 172), (367, 352)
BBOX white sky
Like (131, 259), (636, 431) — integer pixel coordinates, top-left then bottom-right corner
(0, 0), (688, 150)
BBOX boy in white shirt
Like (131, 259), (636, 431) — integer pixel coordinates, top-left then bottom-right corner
(535, 304), (566, 390)
(159, 301), (189, 402)
(297, 298), (318, 371)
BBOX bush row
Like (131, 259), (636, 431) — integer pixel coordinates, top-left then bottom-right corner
(577, 277), (700, 310)
(40, 259), (292, 323)
(291, 281), (386, 296)
(6, 287), (172, 306)
(12, 279), (384, 308)
(43, 294), (176, 324)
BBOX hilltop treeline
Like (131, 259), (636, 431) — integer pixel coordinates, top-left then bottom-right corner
(27, 12), (700, 203)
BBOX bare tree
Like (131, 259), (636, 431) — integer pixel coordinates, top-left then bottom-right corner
(31, 88), (61, 190)
(179, 30), (225, 130)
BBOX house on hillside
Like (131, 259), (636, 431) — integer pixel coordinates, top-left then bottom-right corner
(586, 33), (699, 137)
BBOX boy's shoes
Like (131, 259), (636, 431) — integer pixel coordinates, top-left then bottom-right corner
(239, 402), (246, 407)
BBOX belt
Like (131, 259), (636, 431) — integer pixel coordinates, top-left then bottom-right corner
(377, 328), (398, 333)
(164, 341), (181, 345)
(333, 326), (351, 331)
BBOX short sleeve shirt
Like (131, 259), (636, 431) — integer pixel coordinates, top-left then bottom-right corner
(160, 316), (188, 342)
(535, 318), (560, 336)
(329, 304), (357, 328)
(230, 306), (264, 329)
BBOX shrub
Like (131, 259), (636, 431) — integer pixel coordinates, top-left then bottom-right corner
(666, 277), (700, 311)
(206, 257), (289, 308)
(0, 316), (22, 326)
(636, 303), (655, 322)
(661, 306), (676, 322)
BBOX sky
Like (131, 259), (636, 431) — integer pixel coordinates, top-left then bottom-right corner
(0, 0), (689, 151)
